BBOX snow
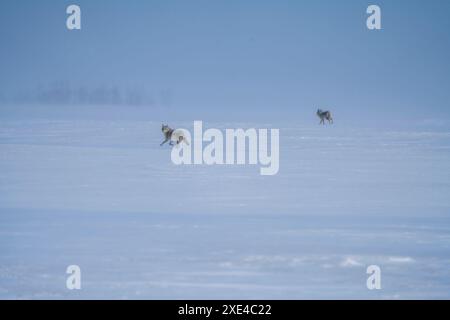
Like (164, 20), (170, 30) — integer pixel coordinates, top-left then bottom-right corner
(1, 118), (450, 299)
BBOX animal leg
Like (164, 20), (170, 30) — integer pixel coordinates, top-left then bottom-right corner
(160, 138), (169, 146)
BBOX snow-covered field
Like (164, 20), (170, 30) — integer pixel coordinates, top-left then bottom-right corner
(1, 119), (450, 299)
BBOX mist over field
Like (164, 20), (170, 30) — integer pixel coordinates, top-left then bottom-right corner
(1, 0), (450, 299)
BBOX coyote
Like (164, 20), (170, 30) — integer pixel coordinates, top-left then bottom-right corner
(317, 109), (333, 125)
(160, 124), (189, 146)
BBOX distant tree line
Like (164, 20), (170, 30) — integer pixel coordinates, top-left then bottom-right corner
(1, 83), (174, 108)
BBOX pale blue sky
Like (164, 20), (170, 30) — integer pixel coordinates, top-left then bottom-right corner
(0, 0), (449, 124)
